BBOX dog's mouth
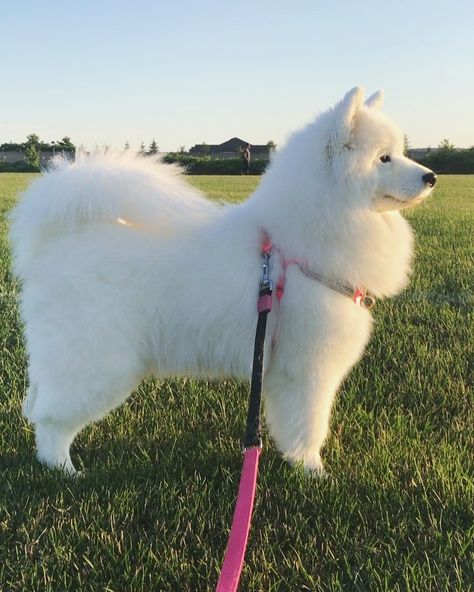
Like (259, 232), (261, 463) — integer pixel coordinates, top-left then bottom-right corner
(373, 193), (428, 213)
(382, 194), (426, 209)
(385, 194), (421, 205)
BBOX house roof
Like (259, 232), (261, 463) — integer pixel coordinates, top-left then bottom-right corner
(189, 137), (268, 154)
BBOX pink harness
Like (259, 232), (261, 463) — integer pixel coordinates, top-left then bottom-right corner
(265, 234), (376, 308)
(216, 233), (375, 592)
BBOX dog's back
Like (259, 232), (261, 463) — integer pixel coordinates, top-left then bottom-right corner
(9, 151), (219, 280)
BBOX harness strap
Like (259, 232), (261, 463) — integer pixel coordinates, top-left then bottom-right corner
(269, 234), (376, 309)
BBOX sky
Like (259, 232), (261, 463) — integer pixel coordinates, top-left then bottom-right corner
(1, 0), (473, 152)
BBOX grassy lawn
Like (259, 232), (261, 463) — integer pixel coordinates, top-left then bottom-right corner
(0, 173), (472, 591)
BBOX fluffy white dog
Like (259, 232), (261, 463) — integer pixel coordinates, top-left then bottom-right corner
(10, 88), (436, 474)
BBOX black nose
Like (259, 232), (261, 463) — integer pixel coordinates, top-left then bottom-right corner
(422, 172), (437, 187)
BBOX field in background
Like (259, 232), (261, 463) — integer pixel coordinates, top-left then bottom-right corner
(0, 173), (472, 591)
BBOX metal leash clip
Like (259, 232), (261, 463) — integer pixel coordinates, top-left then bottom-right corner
(261, 250), (273, 292)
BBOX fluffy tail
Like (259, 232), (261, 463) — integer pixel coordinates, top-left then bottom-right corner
(9, 151), (220, 278)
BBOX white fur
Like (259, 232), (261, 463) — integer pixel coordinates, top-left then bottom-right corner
(9, 88), (436, 474)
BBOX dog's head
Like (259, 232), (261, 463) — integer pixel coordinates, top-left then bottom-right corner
(326, 87), (437, 212)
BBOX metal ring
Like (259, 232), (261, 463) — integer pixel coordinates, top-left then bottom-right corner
(362, 294), (376, 309)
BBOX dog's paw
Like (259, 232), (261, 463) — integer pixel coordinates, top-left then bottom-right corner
(304, 460), (328, 479)
(38, 455), (80, 477)
(285, 452), (327, 478)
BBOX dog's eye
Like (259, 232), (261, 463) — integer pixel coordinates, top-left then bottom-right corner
(380, 154), (391, 163)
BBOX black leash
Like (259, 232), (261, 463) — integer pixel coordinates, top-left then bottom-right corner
(243, 246), (273, 449)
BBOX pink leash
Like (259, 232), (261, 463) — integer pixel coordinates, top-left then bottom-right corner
(216, 238), (272, 592)
(216, 446), (262, 592)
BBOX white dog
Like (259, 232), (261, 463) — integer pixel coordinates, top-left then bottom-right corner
(9, 88), (436, 474)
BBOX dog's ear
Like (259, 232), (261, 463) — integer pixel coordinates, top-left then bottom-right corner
(326, 87), (364, 159)
(340, 87), (365, 127)
(365, 90), (384, 110)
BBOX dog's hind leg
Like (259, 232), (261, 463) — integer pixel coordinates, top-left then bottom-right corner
(30, 370), (143, 474)
(34, 418), (79, 474)
(25, 341), (146, 474)
(21, 383), (78, 471)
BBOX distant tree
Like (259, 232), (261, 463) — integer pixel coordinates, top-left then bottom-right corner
(266, 140), (277, 153)
(138, 142), (146, 155)
(58, 136), (75, 150)
(201, 142), (210, 156)
(24, 133), (40, 168)
(26, 133), (40, 145)
(403, 134), (410, 156)
(438, 138), (456, 152)
(148, 139), (159, 154)
(178, 145), (186, 154)
(124, 141), (130, 151)
(0, 142), (23, 151)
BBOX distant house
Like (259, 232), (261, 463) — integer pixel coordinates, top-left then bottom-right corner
(189, 137), (269, 158)
(0, 150), (25, 164)
(407, 148), (433, 160)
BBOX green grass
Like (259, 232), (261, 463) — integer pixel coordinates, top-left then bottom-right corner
(0, 173), (473, 591)
(189, 175), (261, 204)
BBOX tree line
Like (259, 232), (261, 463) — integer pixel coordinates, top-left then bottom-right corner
(412, 140), (474, 175)
(1, 134), (473, 174)
(1, 134), (75, 169)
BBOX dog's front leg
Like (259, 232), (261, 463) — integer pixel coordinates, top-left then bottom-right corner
(263, 364), (340, 475)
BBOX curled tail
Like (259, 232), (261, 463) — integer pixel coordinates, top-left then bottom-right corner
(9, 151), (220, 278)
